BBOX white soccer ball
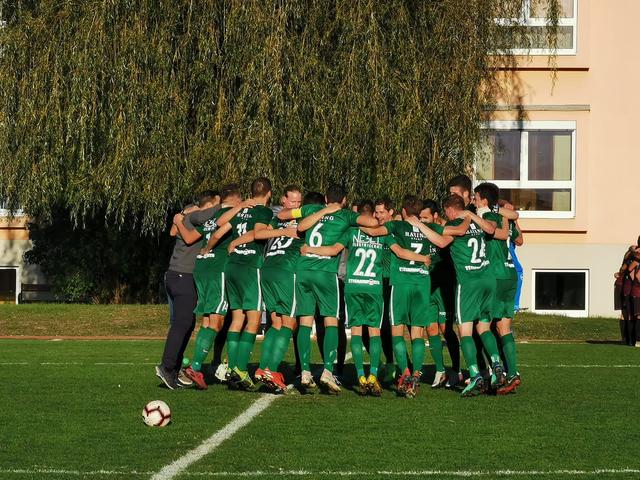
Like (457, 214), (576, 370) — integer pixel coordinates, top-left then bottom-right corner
(142, 400), (171, 427)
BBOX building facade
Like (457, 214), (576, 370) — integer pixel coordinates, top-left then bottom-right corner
(482, 0), (636, 316)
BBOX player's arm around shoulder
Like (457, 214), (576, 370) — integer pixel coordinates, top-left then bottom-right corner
(301, 242), (345, 258)
(203, 223), (232, 254)
(442, 215), (471, 238)
(173, 213), (202, 245)
(389, 243), (431, 267)
(405, 215), (453, 248)
(296, 203), (341, 232)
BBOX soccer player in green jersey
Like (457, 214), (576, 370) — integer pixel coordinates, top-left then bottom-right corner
(473, 183), (522, 394)
(182, 184), (242, 389)
(203, 178), (274, 389)
(419, 200), (461, 388)
(305, 200), (433, 396)
(441, 194), (507, 396)
(373, 197), (398, 381)
(252, 185), (304, 392)
(279, 184), (378, 394)
(360, 196), (441, 398)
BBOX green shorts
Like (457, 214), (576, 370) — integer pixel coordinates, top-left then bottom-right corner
(455, 277), (496, 324)
(344, 291), (384, 328)
(225, 266), (264, 312)
(390, 283), (432, 327)
(492, 278), (517, 320)
(429, 286), (448, 325)
(193, 270), (228, 317)
(295, 269), (340, 318)
(261, 267), (296, 317)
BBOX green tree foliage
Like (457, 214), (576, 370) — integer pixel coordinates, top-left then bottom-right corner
(0, 0), (559, 232)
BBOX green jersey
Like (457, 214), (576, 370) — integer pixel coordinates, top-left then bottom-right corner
(446, 218), (490, 284)
(385, 220), (434, 286)
(295, 205), (360, 273)
(263, 217), (303, 272)
(227, 205), (274, 268)
(482, 212), (509, 280)
(194, 207), (232, 273)
(338, 227), (390, 293)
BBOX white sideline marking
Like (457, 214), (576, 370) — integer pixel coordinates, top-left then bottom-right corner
(150, 394), (278, 480)
(3, 468), (640, 477)
(520, 364), (640, 368)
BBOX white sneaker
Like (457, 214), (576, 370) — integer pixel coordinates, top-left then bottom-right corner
(319, 369), (341, 394)
(215, 363), (228, 383)
(301, 370), (316, 389)
(431, 370), (448, 388)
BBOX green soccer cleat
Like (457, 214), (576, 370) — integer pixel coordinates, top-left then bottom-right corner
(490, 363), (506, 389)
(461, 374), (484, 398)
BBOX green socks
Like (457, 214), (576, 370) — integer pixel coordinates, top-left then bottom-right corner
(269, 326), (293, 371)
(428, 335), (445, 373)
(235, 332), (257, 372)
(480, 330), (502, 364)
(191, 326), (217, 372)
(369, 336), (382, 376)
(501, 332), (518, 376)
(323, 325), (339, 371)
(351, 335), (365, 377)
(461, 335), (479, 377)
(411, 338), (425, 375)
(392, 336), (409, 373)
(258, 327), (279, 370)
(297, 325), (312, 371)
(226, 331), (241, 369)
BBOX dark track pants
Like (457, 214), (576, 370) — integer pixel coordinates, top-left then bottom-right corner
(161, 270), (197, 374)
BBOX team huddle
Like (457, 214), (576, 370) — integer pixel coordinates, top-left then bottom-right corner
(158, 174), (524, 398)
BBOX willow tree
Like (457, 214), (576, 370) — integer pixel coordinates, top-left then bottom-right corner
(0, 0), (559, 232)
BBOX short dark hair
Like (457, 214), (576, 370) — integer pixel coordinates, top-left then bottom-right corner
(197, 190), (219, 207)
(303, 191), (325, 206)
(401, 195), (424, 217)
(357, 199), (375, 215)
(474, 182), (500, 208)
(326, 184), (347, 204)
(443, 194), (465, 211)
(422, 199), (440, 216)
(220, 183), (241, 202)
(375, 196), (395, 212)
(447, 174), (473, 195)
(283, 185), (302, 198)
(251, 177), (272, 197)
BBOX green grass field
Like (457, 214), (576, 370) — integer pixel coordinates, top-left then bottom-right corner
(1, 336), (639, 479)
(0, 304), (624, 341)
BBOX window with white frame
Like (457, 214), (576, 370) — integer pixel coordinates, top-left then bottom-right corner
(477, 121), (576, 219)
(0, 199), (24, 217)
(0, 267), (19, 304)
(532, 269), (588, 317)
(495, 0), (577, 55)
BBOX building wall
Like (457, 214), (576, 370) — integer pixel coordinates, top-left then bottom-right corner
(490, 0), (639, 316)
(0, 217), (48, 303)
